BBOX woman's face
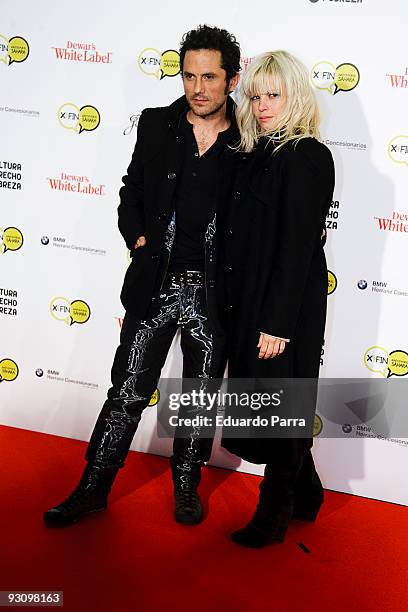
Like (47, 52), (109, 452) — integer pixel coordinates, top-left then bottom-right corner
(250, 87), (287, 132)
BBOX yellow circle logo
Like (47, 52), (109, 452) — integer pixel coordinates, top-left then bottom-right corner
(148, 388), (160, 406)
(8, 36), (29, 64)
(0, 358), (19, 382)
(160, 50), (180, 79)
(311, 61), (359, 95)
(50, 296), (71, 324)
(388, 135), (408, 166)
(58, 103), (100, 134)
(333, 63), (360, 95)
(138, 48), (180, 80)
(364, 345), (389, 378)
(138, 48), (161, 78)
(50, 297), (91, 326)
(310, 61), (337, 94)
(0, 227), (23, 253)
(58, 102), (80, 132)
(313, 414), (323, 436)
(387, 350), (408, 378)
(327, 270), (337, 295)
(79, 105), (100, 133)
(69, 300), (91, 326)
(0, 35), (29, 66)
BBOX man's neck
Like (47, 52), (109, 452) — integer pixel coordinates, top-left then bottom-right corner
(186, 102), (230, 132)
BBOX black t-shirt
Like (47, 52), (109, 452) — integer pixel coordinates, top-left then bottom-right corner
(169, 113), (234, 271)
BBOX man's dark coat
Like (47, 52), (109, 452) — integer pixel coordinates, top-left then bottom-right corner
(117, 95), (237, 336)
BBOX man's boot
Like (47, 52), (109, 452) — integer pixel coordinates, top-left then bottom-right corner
(43, 463), (119, 527)
(170, 455), (203, 525)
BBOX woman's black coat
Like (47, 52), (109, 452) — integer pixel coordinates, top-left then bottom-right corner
(221, 137), (335, 463)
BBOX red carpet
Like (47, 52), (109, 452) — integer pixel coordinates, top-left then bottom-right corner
(0, 424), (407, 612)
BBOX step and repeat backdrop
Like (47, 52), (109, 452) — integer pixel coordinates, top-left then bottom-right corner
(1, 0), (407, 504)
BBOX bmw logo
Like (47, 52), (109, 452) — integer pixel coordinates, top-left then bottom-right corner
(35, 368), (44, 377)
(342, 424), (353, 434)
(41, 236), (49, 245)
(358, 280), (367, 290)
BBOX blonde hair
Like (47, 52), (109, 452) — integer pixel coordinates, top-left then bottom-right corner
(236, 50), (320, 152)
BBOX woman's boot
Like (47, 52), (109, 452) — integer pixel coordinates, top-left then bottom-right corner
(231, 464), (295, 548)
(293, 450), (324, 521)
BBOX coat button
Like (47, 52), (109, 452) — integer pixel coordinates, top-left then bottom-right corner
(226, 266), (233, 273)
(233, 191), (241, 199)
(227, 228), (233, 236)
(151, 254), (159, 261)
(167, 172), (177, 180)
(158, 212), (167, 221)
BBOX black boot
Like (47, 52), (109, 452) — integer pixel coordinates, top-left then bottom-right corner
(293, 492), (324, 522)
(231, 465), (295, 548)
(293, 451), (324, 521)
(170, 455), (203, 525)
(43, 464), (119, 527)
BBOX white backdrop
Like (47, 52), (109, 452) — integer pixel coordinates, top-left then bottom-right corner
(1, 0), (407, 505)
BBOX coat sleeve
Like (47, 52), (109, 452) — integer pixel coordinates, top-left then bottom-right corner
(117, 109), (149, 251)
(257, 141), (335, 340)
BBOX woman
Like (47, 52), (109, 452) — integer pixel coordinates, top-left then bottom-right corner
(221, 50), (335, 547)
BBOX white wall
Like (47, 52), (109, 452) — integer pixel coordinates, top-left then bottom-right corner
(1, 0), (407, 505)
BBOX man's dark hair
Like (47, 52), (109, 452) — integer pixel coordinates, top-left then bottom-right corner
(179, 24), (241, 81)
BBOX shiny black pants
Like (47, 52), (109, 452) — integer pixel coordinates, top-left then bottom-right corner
(85, 271), (226, 476)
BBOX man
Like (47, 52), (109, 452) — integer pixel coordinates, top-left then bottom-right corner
(44, 25), (241, 527)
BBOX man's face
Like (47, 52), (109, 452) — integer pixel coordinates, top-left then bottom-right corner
(182, 49), (239, 118)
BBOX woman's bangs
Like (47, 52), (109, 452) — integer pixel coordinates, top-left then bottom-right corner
(243, 61), (284, 98)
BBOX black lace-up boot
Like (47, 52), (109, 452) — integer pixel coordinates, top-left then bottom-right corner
(43, 464), (119, 527)
(170, 455), (203, 525)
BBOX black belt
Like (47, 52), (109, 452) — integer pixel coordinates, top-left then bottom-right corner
(168, 270), (204, 286)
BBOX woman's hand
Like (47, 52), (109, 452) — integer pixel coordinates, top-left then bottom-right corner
(257, 333), (287, 359)
(134, 236), (146, 249)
